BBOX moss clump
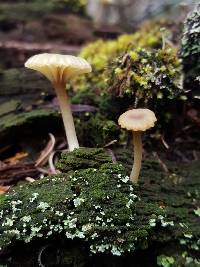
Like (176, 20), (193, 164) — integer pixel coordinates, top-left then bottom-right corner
(56, 147), (113, 172)
(0, 148), (164, 256)
(73, 20), (184, 137)
(0, 100), (21, 117)
(75, 114), (119, 147)
(108, 46), (182, 107)
(0, 109), (57, 130)
(0, 165), (160, 255)
(0, 0), (87, 22)
(181, 4), (200, 89)
(0, 148), (199, 261)
(75, 20), (179, 93)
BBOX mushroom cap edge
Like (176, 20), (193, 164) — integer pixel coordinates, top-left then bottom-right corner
(118, 108), (157, 131)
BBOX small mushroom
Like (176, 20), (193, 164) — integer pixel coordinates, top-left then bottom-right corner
(25, 53), (91, 151)
(118, 109), (157, 184)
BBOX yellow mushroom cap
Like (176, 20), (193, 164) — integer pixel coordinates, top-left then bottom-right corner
(118, 109), (157, 131)
(24, 53), (92, 84)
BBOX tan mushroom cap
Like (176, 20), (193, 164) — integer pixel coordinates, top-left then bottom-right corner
(118, 108), (157, 131)
(25, 53), (92, 84)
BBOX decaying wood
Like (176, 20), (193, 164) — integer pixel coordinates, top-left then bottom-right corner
(0, 40), (80, 54)
(0, 41), (80, 68)
(35, 133), (56, 167)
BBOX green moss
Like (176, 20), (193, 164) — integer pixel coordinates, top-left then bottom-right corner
(73, 20), (184, 137)
(181, 4), (200, 93)
(108, 46), (182, 107)
(75, 114), (119, 147)
(0, 148), (199, 260)
(57, 147), (113, 172)
(75, 20), (168, 93)
(0, 109), (57, 133)
(157, 255), (175, 267)
(75, 20), (181, 94)
(0, 161), (144, 255)
(0, 100), (21, 117)
(157, 252), (200, 267)
(0, 148), (162, 256)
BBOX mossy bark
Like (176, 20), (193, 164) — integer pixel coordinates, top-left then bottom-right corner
(0, 148), (199, 266)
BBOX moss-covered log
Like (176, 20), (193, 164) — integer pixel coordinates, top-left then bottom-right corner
(0, 148), (199, 266)
(0, 68), (62, 154)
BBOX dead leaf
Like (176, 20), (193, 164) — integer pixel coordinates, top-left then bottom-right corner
(0, 185), (10, 194)
(35, 133), (56, 167)
(4, 152), (28, 164)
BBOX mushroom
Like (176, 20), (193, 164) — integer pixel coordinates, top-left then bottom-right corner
(118, 109), (157, 184)
(25, 53), (91, 151)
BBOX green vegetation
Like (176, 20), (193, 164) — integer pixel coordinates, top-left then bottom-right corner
(157, 255), (175, 267)
(108, 46), (182, 107)
(75, 114), (119, 147)
(0, 148), (158, 255)
(74, 20), (184, 138)
(181, 4), (200, 90)
(0, 148), (199, 262)
(76, 20), (168, 92)
(0, 5), (199, 265)
(76, 20), (182, 102)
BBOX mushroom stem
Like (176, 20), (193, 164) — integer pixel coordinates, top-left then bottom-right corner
(130, 131), (142, 184)
(54, 82), (79, 151)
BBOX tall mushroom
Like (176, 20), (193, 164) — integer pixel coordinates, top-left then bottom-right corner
(25, 53), (92, 151)
(118, 109), (157, 184)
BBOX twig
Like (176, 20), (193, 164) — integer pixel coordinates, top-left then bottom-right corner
(38, 245), (49, 267)
(36, 167), (49, 175)
(161, 135), (169, 149)
(106, 149), (117, 163)
(35, 133), (56, 167)
(104, 139), (117, 148)
(153, 152), (169, 173)
(48, 151), (60, 174)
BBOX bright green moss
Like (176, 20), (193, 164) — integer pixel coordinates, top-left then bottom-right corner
(74, 20), (184, 136)
(56, 147), (112, 172)
(75, 20), (181, 94)
(108, 45), (182, 107)
(75, 20), (168, 92)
